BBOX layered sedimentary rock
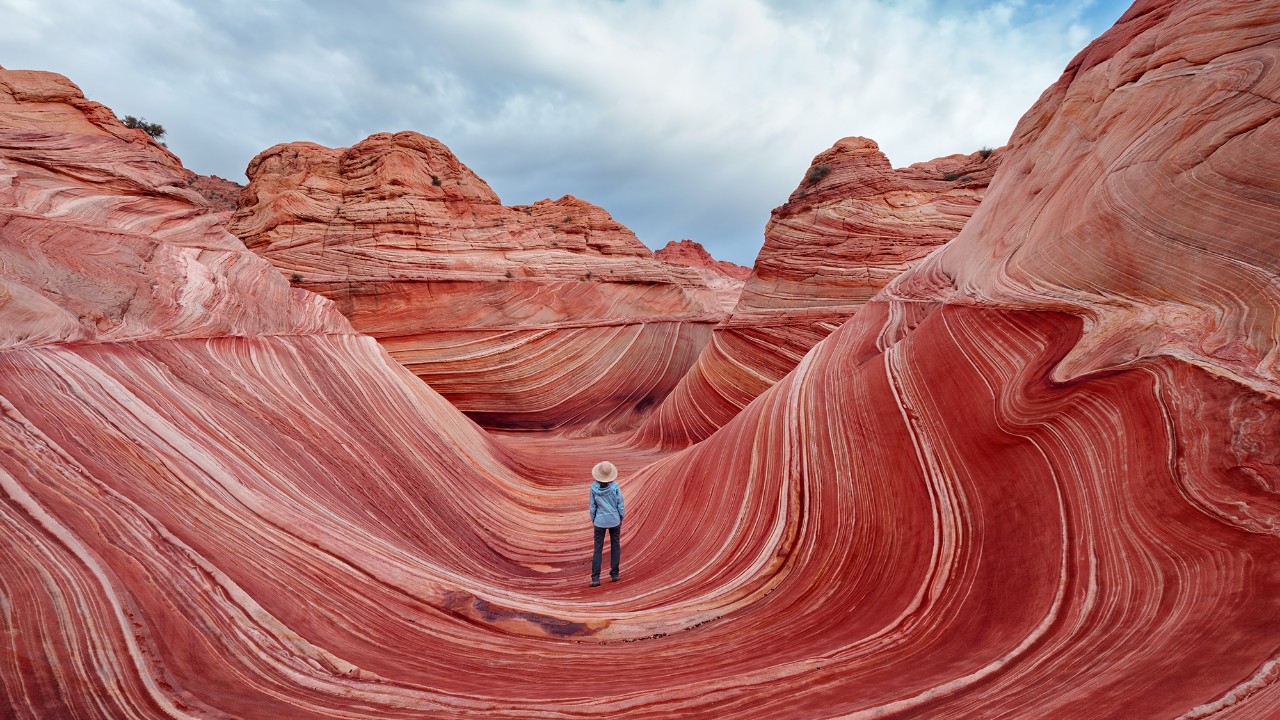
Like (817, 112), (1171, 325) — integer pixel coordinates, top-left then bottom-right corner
(5, 0), (1280, 717)
(654, 238), (751, 280)
(229, 133), (727, 431)
(654, 238), (750, 311)
(636, 138), (1001, 446)
(639, 1), (1280, 714)
(182, 169), (242, 221)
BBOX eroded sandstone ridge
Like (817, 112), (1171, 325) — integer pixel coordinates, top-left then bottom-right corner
(182, 169), (242, 221)
(229, 133), (727, 431)
(3, 0), (1280, 717)
(654, 238), (750, 311)
(635, 137), (1001, 446)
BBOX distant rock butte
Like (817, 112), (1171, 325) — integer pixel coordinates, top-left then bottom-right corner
(635, 136), (1002, 446)
(655, 239), (750, 311)
(182, 169), (242, 221)
(654, 239), (751, 280)
(229, 131), (730, 431)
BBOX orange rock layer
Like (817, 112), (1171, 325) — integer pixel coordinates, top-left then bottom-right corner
(229, 132), (727, 431)
(635, 138), (1002, 446)
(3, 1), (1280, 717)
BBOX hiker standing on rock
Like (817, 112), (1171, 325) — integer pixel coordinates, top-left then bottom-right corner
(589, 461), (624, 587)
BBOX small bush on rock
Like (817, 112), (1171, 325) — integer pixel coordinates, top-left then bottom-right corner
(120, 115), (166, 140)
(806, 163), (832, 184)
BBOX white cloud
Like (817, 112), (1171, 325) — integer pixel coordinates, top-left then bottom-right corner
(0, 0), (1127, 264)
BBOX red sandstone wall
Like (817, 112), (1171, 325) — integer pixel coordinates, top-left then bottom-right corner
(229, 132), (729, 431)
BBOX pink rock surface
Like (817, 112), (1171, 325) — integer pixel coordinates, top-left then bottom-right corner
(635, 138), (1002, 446)
(228, 132), (727, 431)
(3, 1), (1280, 717)
(655, 239), (750, 312)
(182, 169), (242, 222)
(654, 238), (751, 280)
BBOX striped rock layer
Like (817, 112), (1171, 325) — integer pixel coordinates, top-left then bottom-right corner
(654, 239), (751, 312)
(228, 133), (727, 432)
(634, 137), (1002, 446)
(3, 0), (1280, 717)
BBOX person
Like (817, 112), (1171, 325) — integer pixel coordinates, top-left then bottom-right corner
(588, 460), (624, 587)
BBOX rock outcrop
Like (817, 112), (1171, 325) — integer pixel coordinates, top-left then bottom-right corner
(635, 137), (1002, 446)
(631, 2), (1280, 715)
(655, 238), (750, 311)
(229, 132), (728, 431)
(0, 67), (515, 718)
(654, 238), (751, 280)
(4, 1), (1280, 717)
(182, 169), (242, 221)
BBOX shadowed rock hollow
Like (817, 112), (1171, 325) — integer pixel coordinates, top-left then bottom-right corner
(2, 1), (1280, 717)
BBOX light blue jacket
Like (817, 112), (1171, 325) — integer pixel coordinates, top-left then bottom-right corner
(589, 481), (624, 528)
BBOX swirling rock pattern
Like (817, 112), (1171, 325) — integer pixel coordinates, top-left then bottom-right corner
(635, 137), (1002, 446)
(3, 1), (1280, 717)
(228, 133), (728, 431)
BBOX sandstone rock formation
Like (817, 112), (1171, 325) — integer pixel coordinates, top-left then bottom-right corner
(631, 2), (1280, 715)
(228, 132), (728, 431)
(635, 137), (1002, 446)
(654, 238), (750, 311)
(182, 169), (242, 221)
(654, 238), (751, 280)
(4, 0), (1280, 717)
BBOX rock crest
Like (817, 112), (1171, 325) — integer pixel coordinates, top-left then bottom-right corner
(230, 130), (730, 430)
(636, 136), (1002, 445)
(655, 239), (751, 312)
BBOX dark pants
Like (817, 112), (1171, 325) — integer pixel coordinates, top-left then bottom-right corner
(592, 524), (621, 581)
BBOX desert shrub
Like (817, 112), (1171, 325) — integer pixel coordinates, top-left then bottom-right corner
(806, 163), (832, 184)
(978, 146), (993, 160)
(290, 272), (303, 284)
(942, 171), (960, 181)
(431, 174), (442, 186)
(120, 115), (166, 140)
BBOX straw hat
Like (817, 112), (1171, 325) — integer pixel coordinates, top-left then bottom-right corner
(592, 461), (618, 483)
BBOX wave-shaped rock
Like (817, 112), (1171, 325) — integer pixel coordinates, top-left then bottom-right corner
(0, 67), (514, 717)
(631, 1), (1280, 715)
(635, 137), (1001, 446)
(229, 132), (728, 431)
(3, 0), (1280, 716)
(0, 69), (346, 347)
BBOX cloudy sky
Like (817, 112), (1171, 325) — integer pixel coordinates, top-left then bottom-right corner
(3, 0), (1131, 265)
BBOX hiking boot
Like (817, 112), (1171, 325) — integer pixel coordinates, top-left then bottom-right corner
(610, 575), (620, 582)
(590, 579), (600, 587)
